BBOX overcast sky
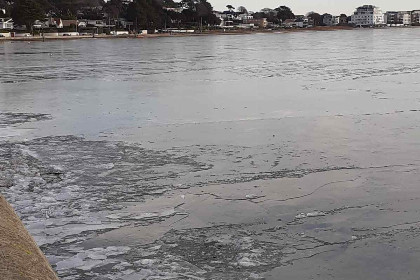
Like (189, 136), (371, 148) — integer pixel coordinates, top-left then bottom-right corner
(210, 0), (419, 15)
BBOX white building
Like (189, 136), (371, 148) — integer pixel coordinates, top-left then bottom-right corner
(217, 12), (235, 27)
(214, 10), (255, 28)
(402, 12), (412, 25)
(86, 20), (107, 27)
(283, 17), (310, 28)
(351, 5), (385, 27)
(0, 18), (13, 29)
(237, 14), (253, 21)
(333, 16), (341, 25)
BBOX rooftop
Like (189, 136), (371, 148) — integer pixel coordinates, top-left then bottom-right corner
(0, 18), (12, 22)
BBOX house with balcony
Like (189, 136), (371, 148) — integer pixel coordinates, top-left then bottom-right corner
(385, 11), (398, 25)
(351, 5), (385, 27)
(412, 10), (420, 25)
(216, 11), (239, 27)
(385, 11), (411, 26)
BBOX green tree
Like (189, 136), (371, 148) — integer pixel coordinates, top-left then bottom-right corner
(0, 5), (5, 17)
(196, 0), (219, 27)
(339, 13), (348, 25)
(127, 0), (163, 30)
(226, 4), (234, 12)
(11, 0), (45, 30)
(0, 0), (6, 14)
(173, 0), (219, 28)
(237, 6), (248, 14)
(104, 0), (125, 20)
(254, 8), (280, 24)
(275, 6), (294, 21)
(161, 0), (179, 8)
(48, 0), (104, 18)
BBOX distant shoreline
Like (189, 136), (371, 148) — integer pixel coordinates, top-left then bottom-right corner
(1, 25), (418, 42)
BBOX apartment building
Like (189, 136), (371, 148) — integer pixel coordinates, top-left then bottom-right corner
(351, 5), (385, 26)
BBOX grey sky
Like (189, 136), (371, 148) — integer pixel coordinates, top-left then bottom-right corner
(210, 0), (419, 15)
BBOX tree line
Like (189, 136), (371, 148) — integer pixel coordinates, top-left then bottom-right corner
(0, 0), (220, 30)
(0, 0), (345, 31)
(253, 6), (295, 24)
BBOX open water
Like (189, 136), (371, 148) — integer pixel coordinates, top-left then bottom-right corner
(1, 28), (420, 279)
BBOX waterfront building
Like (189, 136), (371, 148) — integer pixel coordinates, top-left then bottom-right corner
(216, 11), (236, 27)
(322, 14), (334, 26)
(351, 5), (385, 27)
(62, 20), (78, 28)
(341, 15), (349, 24)
(33, 18), (64, 29)
(115, 18), (133, 30)
(283, 17), (310, 28)
(385, 11), (411, 26)
(385, 11), (398, 25)
(215, 9), (265, 29)
(0, 18), (13, 29)
(238, 13), (253, 21)
(412, 10), (420, 25)
(86, 19), (107, 28)
(243, 18), (268, 28)
(283, 18), (296, 27)
(402, 12), (412, 25)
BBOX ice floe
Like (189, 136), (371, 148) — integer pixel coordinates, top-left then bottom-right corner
(295, 211), (326, 219)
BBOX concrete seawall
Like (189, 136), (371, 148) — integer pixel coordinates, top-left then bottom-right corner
(0, 195), (58, 280)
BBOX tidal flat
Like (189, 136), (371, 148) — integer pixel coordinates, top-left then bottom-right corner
(1, 28), (420, 279)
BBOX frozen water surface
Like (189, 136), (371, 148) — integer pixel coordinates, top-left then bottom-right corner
(2, 29), (420, 279)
